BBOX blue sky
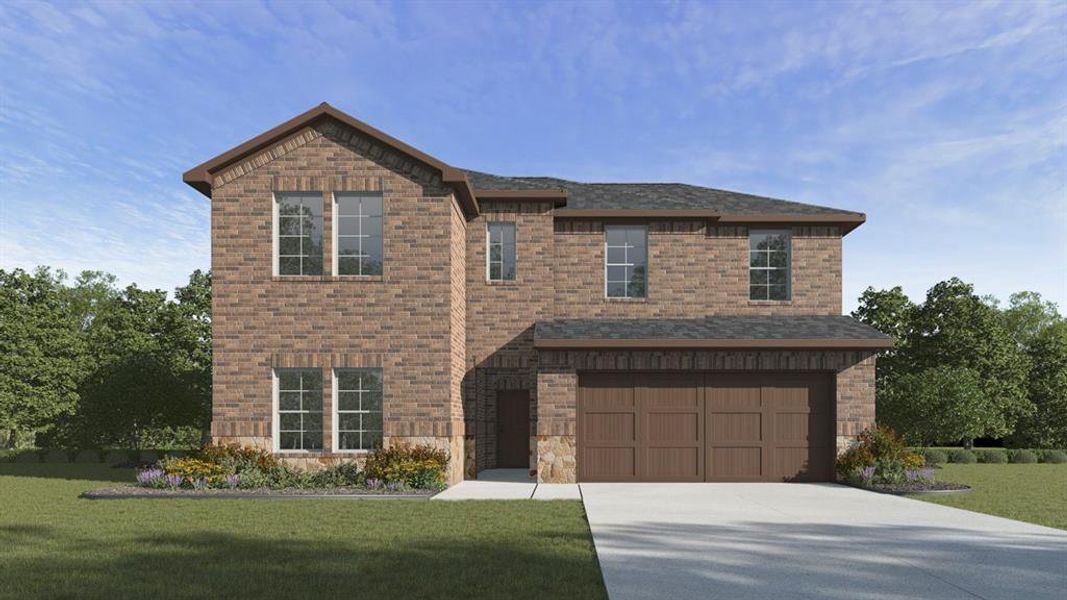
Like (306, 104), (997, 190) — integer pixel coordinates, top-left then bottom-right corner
(1, 0), (1064, 312)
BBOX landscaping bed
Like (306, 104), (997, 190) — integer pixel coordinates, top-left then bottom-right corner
(82, 486), (433, 499)
(850, 479), (971, 495)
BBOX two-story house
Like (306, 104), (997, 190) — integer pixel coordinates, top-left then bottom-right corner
(183, 103), (890, 485)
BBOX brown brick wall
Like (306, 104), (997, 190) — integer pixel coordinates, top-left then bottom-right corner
(553, 222), (842, 316)
(463, 201), (555, 472)
(210, 118), (465, 481)
(207, 116), (864, 485)
(463, 208), (848, 477)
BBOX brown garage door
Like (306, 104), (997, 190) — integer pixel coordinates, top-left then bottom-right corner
(578, 372), (833, 482)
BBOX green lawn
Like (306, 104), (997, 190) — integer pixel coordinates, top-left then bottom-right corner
(0, 464), (607, 600)
(913, 463), (1067, 530)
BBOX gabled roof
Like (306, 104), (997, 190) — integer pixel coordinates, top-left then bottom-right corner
(464, 169), (865, 231)
(182, 103), (479, 217)
(534, 316), (892, 349)
(183, 103), (865, 231)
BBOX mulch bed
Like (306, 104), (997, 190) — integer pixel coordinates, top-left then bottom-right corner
(81, 486), (435, 500)
(849, 481), (972, 496)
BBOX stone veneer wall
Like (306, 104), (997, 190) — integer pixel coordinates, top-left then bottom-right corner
(210, 117), (466, 483)
(535, 349), (877, 483)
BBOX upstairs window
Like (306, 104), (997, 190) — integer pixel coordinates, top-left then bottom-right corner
(275, 193), (324, 276)
(749, 230), (791, 301)
(274, 368), (323, 451)
(605, 225), (647, 298)
(487, 222), (516, 281)
(334, 193), (383, 276)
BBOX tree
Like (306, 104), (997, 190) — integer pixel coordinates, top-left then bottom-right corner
(852, 286), (914, 384)
(904, 278), (1032, 445)
(1000, 291), (1062, 349)
(0, 268), (88, 447)
(1010, 321), (1067, 447)
(880, 366), (994, 446)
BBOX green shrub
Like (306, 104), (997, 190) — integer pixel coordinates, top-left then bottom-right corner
(975, 449), (1007, 463)
(160, 457), (229, 481)
(1042, 450), (1067, 464)
(104, 449), (132, 464)
(13, 450), (42, 463)
(1009, 449), (1038, 464)
(138, 426), (203, 449)
(42, 449), (70, 463)
(73, 449), (101, 463)
(364, 444), (449, 490)
(139, 450), (161, 464)
(948, 449), (976, 463)
(836, 426), (925, 484)
(311, 462), (363, 487)
(921, 449), (947, 465)
(195, 444), (282, 473)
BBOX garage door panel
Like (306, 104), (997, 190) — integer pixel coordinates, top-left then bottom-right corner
(647, 413), (700, 442)
(584, 413), (636, 444)
(579, 372), (833, 483)
(709, 412), (761, 443)
(646, 447), (701, 478)
(774, 413), (832, 444)
(584, 447), (636, 480)
(710, 447), (762, 479)
(775, 447), (833, 482)
(704, 380), (763, 407)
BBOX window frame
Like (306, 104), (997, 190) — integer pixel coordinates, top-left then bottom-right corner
(331, 368), (384, 453)
(486, 221), (517, 282)
(748, 229), (792, 301)
(272, 368), (324, 453)
(273, 192), (324, 277)
(332, 192), (384, 277)
(604, 224), (648, 299)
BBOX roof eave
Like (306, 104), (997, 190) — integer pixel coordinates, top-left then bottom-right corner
(533, 337), (893, 350)
(473, 189), (568, 206)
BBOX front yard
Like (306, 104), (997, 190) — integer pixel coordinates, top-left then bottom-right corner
(912, 463), (1067, 530)
(0, 464), (607, 600)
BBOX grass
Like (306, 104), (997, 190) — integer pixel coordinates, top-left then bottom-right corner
(912, 463), (1067, 530)
(0, 464), (607, 600)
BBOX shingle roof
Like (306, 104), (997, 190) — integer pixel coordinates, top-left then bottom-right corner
(462, 170), (859, 217)
(534, 316), (891, 349)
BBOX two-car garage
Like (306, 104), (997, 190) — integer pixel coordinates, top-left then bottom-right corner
(577, 372), (834, 482)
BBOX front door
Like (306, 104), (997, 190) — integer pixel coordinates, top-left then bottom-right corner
(496, 390), (530, 468)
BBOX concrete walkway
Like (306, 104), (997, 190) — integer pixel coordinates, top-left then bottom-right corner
(433, 469), (581, 500)
(581, 483), (1067, 600)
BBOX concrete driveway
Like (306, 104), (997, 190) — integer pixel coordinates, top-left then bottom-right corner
(580, 483), (1067, 600)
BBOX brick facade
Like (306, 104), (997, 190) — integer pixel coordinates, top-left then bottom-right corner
(201, 111), (877, 486)
(210, 120), (465, 482)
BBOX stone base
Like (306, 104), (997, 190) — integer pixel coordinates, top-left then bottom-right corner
(536, 435), (576, 483)
(212, 436), (271, 451)
(464, 434), (477, 480)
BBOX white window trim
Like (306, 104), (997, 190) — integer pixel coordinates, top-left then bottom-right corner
(486, 221), (517, 281)
(273, 192), (325, 277)
(331, 368), (384, 453)
(332, 191), (385, 277)
(749, 229), (792, 301)
(271, 193), (280, 277)
(272, 368), (322, 453)
(604, 225), (648, 298)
